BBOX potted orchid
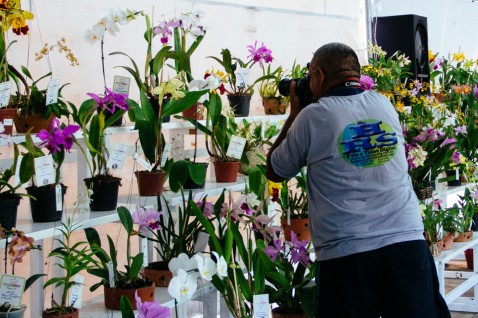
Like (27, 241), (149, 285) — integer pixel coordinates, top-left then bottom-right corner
(420, 199), (447, 256)
(17, 119), (79, 222)
(71, 88), (133, 211)
(209, 41), (274, 116)
(258, 65), (290, 115)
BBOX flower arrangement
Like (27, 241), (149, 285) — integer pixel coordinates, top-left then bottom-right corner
(420, 198), (447, 255)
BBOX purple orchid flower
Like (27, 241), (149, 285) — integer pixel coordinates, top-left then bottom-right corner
(451, 150), (462, 164)
(264, 239), (283, 261)
(197, 201), (213, 218)
(289, 231), (312, 266)
(37, 118), (80, 154)
(433, 57), (443, 70)
(359, 75), (375, 90)
(132, 205), (162, 235)
(247, 41), (273, 67)
(440, 137), (457, 148)
(87, 87), (129, 114)
(455, 125), (467, 135)
(135, 291), (171, 318)
(474, 85), (478, 98)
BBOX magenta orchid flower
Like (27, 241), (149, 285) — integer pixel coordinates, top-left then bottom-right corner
(87, 87), (129, 114)
(153, 18), (180, 44)
(359, 75), (375, 90)
(455, 125), (467, 135)
(474, 85), (478, 98)
(264, 239), (283, 261)
(37, 118), (80, 154)
(440, 137), (457, 148)
(132, 205), (162, 235)
(135, 291), (171, 318)
(247, 41), (273, 67)
(289, 231), (312, 266)
(196, 201), (213, 218)
(451, 150), (462, 164)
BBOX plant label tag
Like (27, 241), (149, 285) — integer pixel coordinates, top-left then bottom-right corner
(0, 81), (12, 108)
(287, 207), (291, 225)
(142, 238), (149, 267)
(112, 75), (131, 95)
(135, 156), (153, 171)
(456, 168), (460, 180)
(193, 232), (210, 253)
(226, 135), (247, 160)
(170, 134), (184, 161)
(46, 79), (60, 105)
(252, 294), (269, 318)
(34, 155), (55, 186)
(107, 261), (115, 288)
(107, 143), (129, 169)
(160, 144), (172, 167)
(3, 118), (13, 126)
(0, 275), (26, 308)
(14, 155), (23, 187)
(236, 67), (250, 88)
(55, 184), (63, 211)
(69, 274), (84, 308)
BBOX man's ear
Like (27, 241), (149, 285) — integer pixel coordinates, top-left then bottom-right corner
(317, 67), (326, 86)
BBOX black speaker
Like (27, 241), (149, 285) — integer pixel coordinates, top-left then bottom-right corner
(374, 14), (430, 83)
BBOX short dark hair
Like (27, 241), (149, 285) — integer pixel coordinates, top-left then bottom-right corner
(312, 43), (360, 79)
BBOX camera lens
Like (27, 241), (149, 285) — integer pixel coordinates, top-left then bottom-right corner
(278, 78), (314, 98)
(278, 79), (292, 97)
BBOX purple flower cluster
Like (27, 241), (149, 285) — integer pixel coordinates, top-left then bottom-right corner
(154, 19), (181, 43)
(154, 12), (206, 44)
(413, 128), (440, 143)
(37, 118), (80, 154)
(132, 205), (162, 235)
(135, 291), (171, 318)
(264, 231), (312, 267)
(359, 75), (376, 90)
(247, 41), (273, 67)
(87, 87), (129, 114)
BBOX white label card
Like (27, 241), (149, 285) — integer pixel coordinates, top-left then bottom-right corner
(112, 75), (131, 95)
(14, 155), (23, 187)
(160, 144), (172, 167)
(107, 261), (115, 288)
(3, 118), (12, 126)
(0, 275), (26, 308)
(46, 79), (60, 105)
(135, 156), (153, 171)
(253, 294), (269, 318)
(69, 275), (84, 309)
(142, 238), (149, 268)
(55, 184), (63, 211)
(107, 143), (129, 169)
(226, 135), (247, 160)
(0, 81), (12, 108)
(170, 134), (184, 161)
(236, 67), (250, 88)
(34, 155), (55, 186)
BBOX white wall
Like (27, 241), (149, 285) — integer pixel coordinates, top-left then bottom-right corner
(370, 0), (478, 58)
(9, 0), (367, 112)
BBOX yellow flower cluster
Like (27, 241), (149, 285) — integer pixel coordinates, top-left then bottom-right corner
(452, 51), (465, 62)
(0, 0), (34, 35)
(267, 180), (282, 196)
(35, 37), (79, 66)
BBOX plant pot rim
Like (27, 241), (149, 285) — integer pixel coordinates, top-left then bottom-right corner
(105, 279), (154, 290)
(212, 159), (240, 163)
(26, 183), (67, 190)
(135, 169), (166, 174)
(0, 304), (27, 313)
(43, 306), (78, 315)
(84, 175), (122, 182)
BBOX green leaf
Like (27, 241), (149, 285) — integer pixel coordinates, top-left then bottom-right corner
(188, 163), (206, 185)
(128, 253), (144, 280)
(25, 273), (46, 291)
(117, 206), (133, 234)
(208, 93), (222, 126)
(19, 152), (34, 184)
(84, 227), (101, 247)
(162, 90), (208, 118)
(120, 295), (135, 318)
(169, 160), (189, 192)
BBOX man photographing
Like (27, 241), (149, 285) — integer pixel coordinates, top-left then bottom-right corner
(266, 42), (450, 317)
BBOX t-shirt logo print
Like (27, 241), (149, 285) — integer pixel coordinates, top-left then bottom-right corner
(338, 119), (398, 167)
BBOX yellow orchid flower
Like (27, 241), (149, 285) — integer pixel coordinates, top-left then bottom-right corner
(453, 51), (465, 62)
(428, 50), (436, 63)
(152, 78), (186, 102)
(267, 181), (282, 196)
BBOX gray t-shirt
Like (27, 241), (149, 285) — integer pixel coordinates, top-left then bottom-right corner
(271, 89), (424, 261)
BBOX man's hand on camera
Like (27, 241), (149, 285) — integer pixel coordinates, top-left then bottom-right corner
(290, 81), (301, 116)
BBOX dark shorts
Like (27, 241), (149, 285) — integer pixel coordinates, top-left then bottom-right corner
(316, 240), (451, 318)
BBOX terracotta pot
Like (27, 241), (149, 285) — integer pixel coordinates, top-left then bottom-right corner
(42, 307), (79, 318)
(282, 218), (311, 241)
(143, 261), (173, 287)
(441, 232), (454, 250)
(213, 161), (240, 183)
(14, 111), (55, 133)
(0, 108), (16, 135)
(104, 284), (155, 310)
(0, 304), (27, 318)
(465, 248), (474, 270)
(271, 308), (307, 318)
(454, 231), (473, 242)
(182, 103), (205, 120)
(429, 241), (442, 257)
(262, 97), (289, 115)
(135, 170), (166, 196)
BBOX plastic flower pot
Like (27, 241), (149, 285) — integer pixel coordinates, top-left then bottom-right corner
(27, 184), (67, 222)
(0, 195), (20, 230)
(227, 94), (251, 117)
(84, 176), (121, 211)
(134, 170), (166, 196)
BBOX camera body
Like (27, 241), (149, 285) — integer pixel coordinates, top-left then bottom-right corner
(278, 78), (315, 108)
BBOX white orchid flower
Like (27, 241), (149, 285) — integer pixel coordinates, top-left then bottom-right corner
(188, 80), (209, 103)
(85, 25), (105, 44)
(194, 254), (217, 281)
(109, 8), (127, 25)
(212, 252), (228, 278)
(168, 269), (197, 301)
(168, 253), (198, 276)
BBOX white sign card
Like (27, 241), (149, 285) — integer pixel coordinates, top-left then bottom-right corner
(112, 75), (131, 95)
(226, 135), (247, 160)
(170, 134), (184, 161)
(3, 118), (12, 126)
(107, 261), (115, 288)
(107, 143), (129, 169)
(236, 67), (250, 88)
(55, 184), (63, 211)
(142, 238), (149, 268)
(0, 81), (12, 108)
(46, 79), (60, 105)
(0, 275), (26, 308)
(160, 144), (172, 167)
(253, 294), (269, 318)
(14, 155), (23, 187)
(69, 275), (85, 308)
(134, 153), (153, 171)
(34, 155), (55, 186)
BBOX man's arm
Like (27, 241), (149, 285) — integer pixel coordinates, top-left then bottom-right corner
(266, 82), (302, 182)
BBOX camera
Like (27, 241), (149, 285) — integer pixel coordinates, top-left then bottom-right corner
(278, 78), (315, 108)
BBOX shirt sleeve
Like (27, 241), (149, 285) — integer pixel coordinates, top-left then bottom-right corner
(270, 111), (310, 179)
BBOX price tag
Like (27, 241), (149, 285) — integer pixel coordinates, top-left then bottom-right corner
(0, 275), (26, 308)
(46, 79), (60, 105)
(55, 184), (63, 211)
(253, 294), (269, 318)
(160, 144), (172, 167)
(226, 135), (247, 160)
(236, 67), (250, 88)
(107, 261), (115, 288)
(142, 238), (149, 267)
(0, 81), (12, 108)
(112, 75), (131, 95)
(3, 118), (12, 126)
(456, 168), (460, 181)
(170, 134), (184, 161)
(107, 143), (129, 169)
(69, 275), (84, 308)
(34, 155), (55, 186)
(14, 155), (23, 187)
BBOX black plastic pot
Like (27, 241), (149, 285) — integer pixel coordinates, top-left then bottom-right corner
(149, 97), (171, 123)
(446, 170), (461, 187)
(183, 163), (208, 189)
(0, 195), (21, 230)
(84, 176), (121, 211)
(227, 94), (252, 117)
(27, 184), (67, 222)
